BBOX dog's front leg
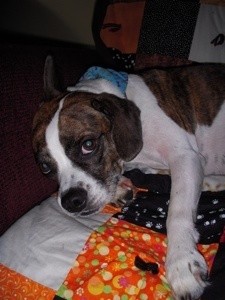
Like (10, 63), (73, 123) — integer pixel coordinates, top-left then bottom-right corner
(166, 152), (208, 300)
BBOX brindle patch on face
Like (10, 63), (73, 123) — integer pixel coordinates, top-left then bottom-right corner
(33, 97), (62, 151)
(32, 95), (66, 174)
(59, 92), (111, 141)
(59, 92), (122, 186)
(141, 64), (225, 133)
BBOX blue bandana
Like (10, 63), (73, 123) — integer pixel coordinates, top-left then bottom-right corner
(79, 66), (128, 96)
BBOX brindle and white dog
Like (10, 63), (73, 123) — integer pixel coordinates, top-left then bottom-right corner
(32, 56), (225, 300)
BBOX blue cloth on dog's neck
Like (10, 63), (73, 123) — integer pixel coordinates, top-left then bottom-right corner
(79, 66), (128, 96)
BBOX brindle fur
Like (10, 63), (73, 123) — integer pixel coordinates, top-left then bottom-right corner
(141, 64), (225, 132)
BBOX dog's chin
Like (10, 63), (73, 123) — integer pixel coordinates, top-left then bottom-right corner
(58, 203), (103, 218)
(79, 207), (102, 217)
(57, 195), (106, 218)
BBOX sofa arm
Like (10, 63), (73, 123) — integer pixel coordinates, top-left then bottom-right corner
(0, 38), (102, 235)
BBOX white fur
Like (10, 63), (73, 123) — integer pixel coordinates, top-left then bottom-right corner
(124, 75), (225, 299)
(45, 95), (110, 216)
(67, 78), (125, 98)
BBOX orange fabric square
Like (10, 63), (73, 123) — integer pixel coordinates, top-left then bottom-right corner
(56, 218), (218, 300)
(0, 264), (55, 300)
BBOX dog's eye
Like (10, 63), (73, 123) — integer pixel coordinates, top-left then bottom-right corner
(40, 162), (51, 174)
(81, 139), (97, 155)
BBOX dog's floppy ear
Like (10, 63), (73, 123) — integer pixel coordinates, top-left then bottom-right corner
(43, 55), (62, 100)
(92, 93), (143, 161)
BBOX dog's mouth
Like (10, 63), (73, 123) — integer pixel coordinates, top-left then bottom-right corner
(58, 184), (114, 217)
(61, 202), (105, 217)
(58, 196), (103, 217)
(79, 207), (102, 216)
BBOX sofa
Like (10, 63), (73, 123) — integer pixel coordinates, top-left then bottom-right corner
(1, 1), (225, 299)
(0, 35), (103, 236)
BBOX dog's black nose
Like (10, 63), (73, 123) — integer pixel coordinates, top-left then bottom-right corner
(61, 188), (87, 213)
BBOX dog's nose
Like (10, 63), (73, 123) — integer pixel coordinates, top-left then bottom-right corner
(61, 188), (87, 213)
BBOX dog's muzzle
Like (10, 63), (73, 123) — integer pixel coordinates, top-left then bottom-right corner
(61, 187), (87, 213)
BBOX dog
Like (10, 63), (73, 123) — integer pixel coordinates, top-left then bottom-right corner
(32, 56), (225, 300)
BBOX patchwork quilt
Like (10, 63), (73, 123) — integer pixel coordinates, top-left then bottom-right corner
(1, 172), (225, 300)
(54, 219), (221, 300)
(1, 220), (224, 300)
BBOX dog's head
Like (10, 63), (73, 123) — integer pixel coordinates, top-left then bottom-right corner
(32, 56), (142, 216)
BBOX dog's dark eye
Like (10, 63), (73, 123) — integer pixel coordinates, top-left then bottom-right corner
(40, 162), (51, 174)
(81, 139), (97, 155)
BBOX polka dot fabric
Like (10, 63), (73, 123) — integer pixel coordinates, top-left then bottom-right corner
(55, 217), (217, 300)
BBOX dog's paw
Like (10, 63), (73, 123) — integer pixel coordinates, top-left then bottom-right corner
(166, 249), (209, 300)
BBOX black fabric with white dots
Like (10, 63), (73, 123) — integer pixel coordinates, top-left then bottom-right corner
(137, 0), (200, 58)
(109, 48), (136, 70)
(114, 169), (225, 244)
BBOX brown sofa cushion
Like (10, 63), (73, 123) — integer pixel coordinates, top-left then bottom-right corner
(0, 39), (101, 234)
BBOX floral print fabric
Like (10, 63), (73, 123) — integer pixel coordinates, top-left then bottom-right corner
(56, 217), (217, 300)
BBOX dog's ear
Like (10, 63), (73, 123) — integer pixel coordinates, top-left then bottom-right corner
(92, 93), (143, 161)
(43, 55), (62, 100)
